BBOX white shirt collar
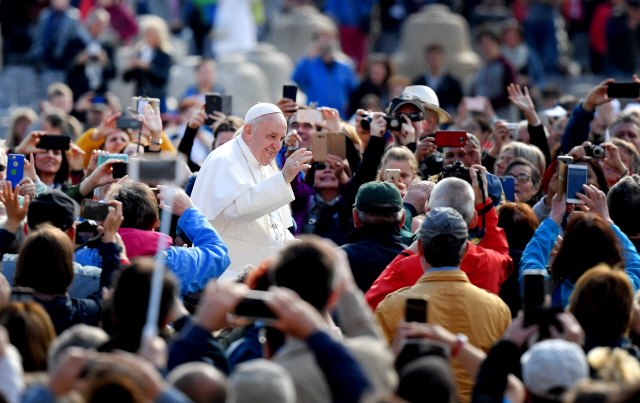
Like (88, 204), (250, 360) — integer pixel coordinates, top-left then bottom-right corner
(237, 136), (262, 168)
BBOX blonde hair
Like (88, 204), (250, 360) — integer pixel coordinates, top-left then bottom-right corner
(376, 146), (418, 181)
(139, 15), (171, 54)
(588, 347), (640, 382)
(497, 142), (545, 177)
(6, 107), (38, 148)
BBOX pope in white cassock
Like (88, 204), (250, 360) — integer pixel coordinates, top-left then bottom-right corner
(190, 103), (313, 280)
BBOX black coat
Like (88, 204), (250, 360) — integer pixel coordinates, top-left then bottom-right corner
(341, 223), (408, 292)
(64, 37), (116, 100)
(123, 49), (171, 101)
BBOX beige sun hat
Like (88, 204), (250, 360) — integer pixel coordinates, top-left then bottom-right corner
(402, 85), (451, 124)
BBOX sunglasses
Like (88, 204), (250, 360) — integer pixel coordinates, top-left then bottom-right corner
(392, 112), (424, 122)
(314, 162), (333, 171)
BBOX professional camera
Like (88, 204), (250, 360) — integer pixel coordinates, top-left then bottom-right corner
(360, 113), (403, 131)
(438, 161), (479, 184)
(584, 144), (605, 159)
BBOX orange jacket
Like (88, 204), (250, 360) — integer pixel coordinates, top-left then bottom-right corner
(366, 199), (512, 310)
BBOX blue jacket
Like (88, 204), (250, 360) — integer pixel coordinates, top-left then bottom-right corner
(292, 56), (359, 119)
(70, 207), (230, 296)
(560, 101), (595, 154)
(519, 218), (640, 306)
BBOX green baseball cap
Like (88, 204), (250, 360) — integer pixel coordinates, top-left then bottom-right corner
(354, 182), (403, 214)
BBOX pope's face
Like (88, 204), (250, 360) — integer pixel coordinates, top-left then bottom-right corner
(244, 114), (287, 166)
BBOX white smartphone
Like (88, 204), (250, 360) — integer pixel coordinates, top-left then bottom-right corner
(385, 169), (401, 182)
(566, 164), (588, 204)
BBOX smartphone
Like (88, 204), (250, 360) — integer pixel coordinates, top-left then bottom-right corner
(127, 159), (180, 183)
(566, 164), (588, 204)
(80, 199), (111, 222)
(505, 123), (518, 139)
(10, 287), (35, 302)
(116, 116), (142, 131)
(37, 134), (71, 151)
(235, 290), (277, 321)
(112, 162), (127, 179)
(556, 156), (573, 201)
(405, 298), (428, 323)
(499, 176), (515, 202)
(385, 169), (401, 182)
(434, 131), (467, 148)
(6, 154), (24, 187)
(97, 153), (129, 166)
(296, 109), (323, 124)
(607, 82), (640, 99)
(537, 306), (564, 339)
(205, 93), (222, 125)
(311, 132), (346, 161)
(465, 97), (485, 112)
(522, 269), (546, 326)
(283, 84), (298, 101)
(132, 96), (159, 114)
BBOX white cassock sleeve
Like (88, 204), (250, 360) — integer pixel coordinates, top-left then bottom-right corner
(220, 171), (295, 224)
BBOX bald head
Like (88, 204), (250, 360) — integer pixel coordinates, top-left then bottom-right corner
(242, 112), (287, 166)
(167, 362), (227, 403)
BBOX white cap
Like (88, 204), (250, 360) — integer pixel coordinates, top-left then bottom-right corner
(402, 85), (451, 124)
(244, 103), (284, 123)
(521, 339), (589, 399)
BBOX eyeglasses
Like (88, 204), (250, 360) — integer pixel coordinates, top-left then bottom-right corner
(314, 162), (332, 171)
(513, 173), (531, 184)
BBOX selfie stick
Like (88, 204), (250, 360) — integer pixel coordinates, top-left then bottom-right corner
(141, 186), (176, 344)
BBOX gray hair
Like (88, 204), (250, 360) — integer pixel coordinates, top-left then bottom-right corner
(429, 178), (475, 225)
(497, 142), (545, 177)
(168, 362), (228, 403)
(356, 203), (404, 226)
(86, 8), (110, 27)
(47, 324), (108, 369)
(230, 359), (296, 403)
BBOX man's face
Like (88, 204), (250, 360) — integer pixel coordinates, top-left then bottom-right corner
(426, 49), (445, 73)
(197, 61), (217, 88)
(443, 136), (481, 167)
(613, 123), (640, 151)
(479, 35), (500, 60)
(288, 115), (315, 149)
(244, 114), (287, 166)
(392, 104), (426, 137)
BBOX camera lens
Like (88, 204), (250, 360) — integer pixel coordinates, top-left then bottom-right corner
(593, 146), (605, 158)
(360, 116), (372, 131)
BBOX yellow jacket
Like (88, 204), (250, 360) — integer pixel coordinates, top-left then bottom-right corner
(374, 269), (511, 403)
(75, 128), (176, 167)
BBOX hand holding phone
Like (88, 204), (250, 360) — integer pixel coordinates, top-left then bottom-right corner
(235, 290), (277, 322)
(283, 85), (298, 101)
(566, 164), (588, 204)
(205, 93), (222, 125)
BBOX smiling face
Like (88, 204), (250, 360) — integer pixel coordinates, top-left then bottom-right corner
(243, 113), (287, 166)
(104, 130), (129, 154)
(314, 163), (339, 189)
(613, 123), (640, 152)
(289, 114), (315, 149)
(35, 149), (63, 175)
(505, 164), (539, 203)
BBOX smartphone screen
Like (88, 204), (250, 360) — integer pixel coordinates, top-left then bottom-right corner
(296, 109), (322, 124)
(607, 82), (640, 99)
(566, 164), (588, 204)
(523, 270), (545, 326)
(499, 176), (515, 202)
(112, 163), (128, 179)
(405, 298), (428, 323)
(137, 99), (150, 114)
(6, 154), (24, 187)
(80, 199), (111, 222)
(127, 159), (179, 183)
(283, 85), (298, 101)
(205, 93), (222, 125)
(37, 134), (71, 150)
(116, 116), (142, 131)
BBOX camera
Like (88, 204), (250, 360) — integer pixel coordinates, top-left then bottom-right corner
(584, 144), (605, 159)
(438, 161), (478, 185)
(361, 113), (403, 131)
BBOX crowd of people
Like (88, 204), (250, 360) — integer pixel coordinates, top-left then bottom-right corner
(4, 1), (640, 403)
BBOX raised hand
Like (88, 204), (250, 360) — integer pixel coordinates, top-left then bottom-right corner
(0, 182), (29, 233)
(583, 78), (614, 112)
(576, 184), (613, 224)
(282, 148), (313, 183)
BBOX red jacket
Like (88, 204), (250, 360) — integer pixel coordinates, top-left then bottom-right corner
(365, 199), (513, 310)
